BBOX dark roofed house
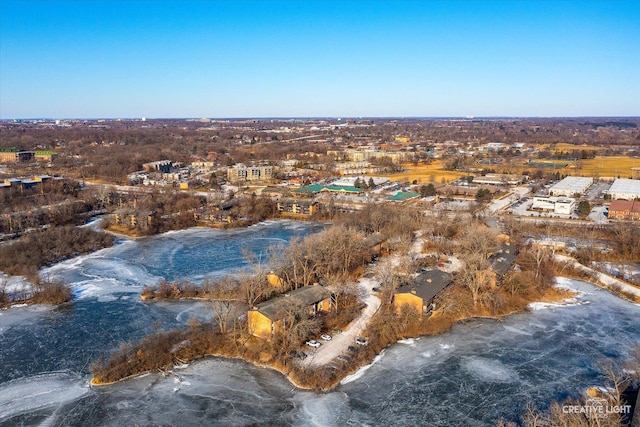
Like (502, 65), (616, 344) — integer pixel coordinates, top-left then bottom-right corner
(489, 244), (517, 277)
(248, 285), (332, 340)
(393, 270), (453, 314)
(363, 232), (388, 255)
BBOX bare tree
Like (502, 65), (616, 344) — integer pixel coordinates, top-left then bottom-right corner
(273, 301), (322, 354)
(374, 257), (404, 306)
(207, 277), (239, 333)
(457, 223), (499, 260)
(239, 249), (271, 306)
(457, 253), (494, 307)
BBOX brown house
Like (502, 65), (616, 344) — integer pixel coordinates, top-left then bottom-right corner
(393, 270), (453, 314)
(608, 199), (640, 221)
(248, 285), (332, 340)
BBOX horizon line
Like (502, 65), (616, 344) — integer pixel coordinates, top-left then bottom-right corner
(2, 115), (639, 121)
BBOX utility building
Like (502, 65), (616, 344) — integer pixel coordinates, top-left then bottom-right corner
(549, 177), (593, 197)
(608, 178), (640, 201)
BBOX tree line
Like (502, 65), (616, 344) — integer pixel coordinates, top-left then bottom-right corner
(0, 225), (114, 281)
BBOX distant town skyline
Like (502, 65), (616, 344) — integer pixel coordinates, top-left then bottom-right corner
(1, 0), (639, 119)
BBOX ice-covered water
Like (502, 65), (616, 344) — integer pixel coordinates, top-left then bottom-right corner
(1, 223), (639, 426)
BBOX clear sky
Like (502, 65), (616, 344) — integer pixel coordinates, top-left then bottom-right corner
(1, 0), (639, 119)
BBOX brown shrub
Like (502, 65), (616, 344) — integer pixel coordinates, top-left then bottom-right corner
(31, 280), (72, 305)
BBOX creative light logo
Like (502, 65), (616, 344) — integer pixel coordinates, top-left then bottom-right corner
(562, 397), (631, 419)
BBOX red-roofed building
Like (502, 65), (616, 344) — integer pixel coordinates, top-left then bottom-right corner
(608, 200), (640, 221)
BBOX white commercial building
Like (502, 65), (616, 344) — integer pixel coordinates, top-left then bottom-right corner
(532, 196), (576, 215)
(549, 176), (593, 197)
(473, 174), (523, 186)
(608, 178), (640, 201)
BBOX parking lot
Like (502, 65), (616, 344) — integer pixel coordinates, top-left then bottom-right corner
(588, 204), (609, 224)
(585, 181), (611, 201)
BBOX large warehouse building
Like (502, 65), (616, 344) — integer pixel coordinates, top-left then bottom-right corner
(608, 178), (640, 201)
(549, 176), (593, 197)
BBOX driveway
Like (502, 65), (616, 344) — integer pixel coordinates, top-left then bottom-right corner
(302, 277), (381, 367)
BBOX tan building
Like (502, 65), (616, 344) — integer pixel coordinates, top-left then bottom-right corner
(34, 151), (57, 162)
(248, 285), (332, 340)
(276, 199), (319, 216)
(266, 272), (284, 288)
(0, 149), (35, 163)
(393, 270), (453, 314)
(113, 209), (154, 229)
(328, 149), (413, 164)
(227, 165), (274, 183)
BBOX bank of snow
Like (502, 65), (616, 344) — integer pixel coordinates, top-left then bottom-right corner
(340, 350), (386, 385)
(528, 277), (588, 311)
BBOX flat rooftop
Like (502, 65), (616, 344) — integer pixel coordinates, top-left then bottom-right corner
(609, 178), (640, 198)
(550, 176), (593, 192)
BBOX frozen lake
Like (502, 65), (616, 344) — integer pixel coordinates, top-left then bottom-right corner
(1, 221), (639, 426)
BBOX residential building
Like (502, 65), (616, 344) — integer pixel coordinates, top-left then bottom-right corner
(276, 199), (320, 216)
(363, 232), (388, 256)
(142, 160), (172, 173)
(227, 164), (274, 183)
(327, 148), (413, 164)
(0, 148), (35, 163)
(113, 209), (155, 229)
(34, 151), (57, 162)
(247, 285), (332, 340)
(393, 270), (453, 314)
(489, 243), (518, 276)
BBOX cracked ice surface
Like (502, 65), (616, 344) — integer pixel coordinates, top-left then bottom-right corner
(1, 219), (639, 426)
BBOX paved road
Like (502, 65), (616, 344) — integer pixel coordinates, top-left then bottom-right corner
(302, 277), (381, 367)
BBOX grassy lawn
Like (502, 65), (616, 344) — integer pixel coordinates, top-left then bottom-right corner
(378, 160), (467, 184)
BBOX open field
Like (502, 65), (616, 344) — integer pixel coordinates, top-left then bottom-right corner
(515, 156), (640, 179)
(377, 156), (639, 183)
(378, 160), (467, 184)
(576, 156), (640, 178)
(542, 142), (603, 152)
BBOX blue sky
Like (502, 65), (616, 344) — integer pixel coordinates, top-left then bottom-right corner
(1, 0), (639, 118)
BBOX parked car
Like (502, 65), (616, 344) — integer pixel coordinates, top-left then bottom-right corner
(306, 340), (321, 348)
(320, 334), (332, 341)
(355, 337), (368, 346)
